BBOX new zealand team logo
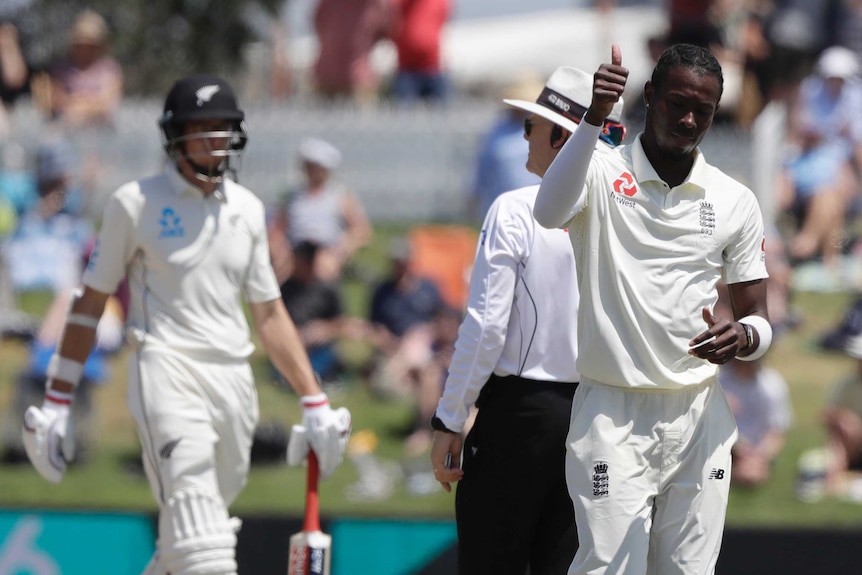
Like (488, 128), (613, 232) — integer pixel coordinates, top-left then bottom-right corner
(158, 207), (185, 238)
(612, 172), (636, 197)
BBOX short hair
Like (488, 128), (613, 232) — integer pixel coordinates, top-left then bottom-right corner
(651, 43), (723, 101)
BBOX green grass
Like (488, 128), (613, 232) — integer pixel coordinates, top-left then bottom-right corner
(3, 230), (862, 527)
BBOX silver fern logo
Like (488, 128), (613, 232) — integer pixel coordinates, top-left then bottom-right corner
(195, 85), (220, 106)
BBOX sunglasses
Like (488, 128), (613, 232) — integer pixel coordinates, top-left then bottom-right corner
(525, 115), (627, 146)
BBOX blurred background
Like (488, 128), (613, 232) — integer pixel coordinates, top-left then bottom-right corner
(2, 0), (862, 573)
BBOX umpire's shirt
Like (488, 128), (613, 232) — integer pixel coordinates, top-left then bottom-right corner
(435, 184), (580, 432)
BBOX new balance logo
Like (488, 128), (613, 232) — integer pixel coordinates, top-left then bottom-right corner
(708, 468), (725, 480)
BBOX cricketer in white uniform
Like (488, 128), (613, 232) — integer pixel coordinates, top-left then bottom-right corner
(535, 45), (771, 575)
(430, 67), (626, 575)
(21, 74), (351, 575)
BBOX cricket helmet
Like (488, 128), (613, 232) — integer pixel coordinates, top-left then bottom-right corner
(159, 74), (248, 183)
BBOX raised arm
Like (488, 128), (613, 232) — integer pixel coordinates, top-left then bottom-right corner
(534, 45), (628, 228)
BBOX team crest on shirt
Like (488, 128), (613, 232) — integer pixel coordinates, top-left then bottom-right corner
(699, 201), (715, 236)
(592, 460), (609, 497)
(158, 207), (185, 238)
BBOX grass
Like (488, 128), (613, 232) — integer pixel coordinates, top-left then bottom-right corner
(2, 228), (862, 527)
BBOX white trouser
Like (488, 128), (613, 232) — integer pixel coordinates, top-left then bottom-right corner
(566, 379), (737, 575)
(128, 342), (258, 574)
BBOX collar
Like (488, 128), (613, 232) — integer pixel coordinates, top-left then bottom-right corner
(164, 164), (227, 202)
(630, 133), (709, 191)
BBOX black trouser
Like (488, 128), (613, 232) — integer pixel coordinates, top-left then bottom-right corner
(456, 374), (578, 575)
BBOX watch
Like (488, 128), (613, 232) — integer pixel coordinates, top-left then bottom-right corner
(741, 322), (754, 352)
(430, 414), (457, 434)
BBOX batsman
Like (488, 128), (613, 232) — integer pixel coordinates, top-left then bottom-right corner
(21, 74), (351, 575)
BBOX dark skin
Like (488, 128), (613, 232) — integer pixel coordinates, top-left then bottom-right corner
(586, 45), (769, 365)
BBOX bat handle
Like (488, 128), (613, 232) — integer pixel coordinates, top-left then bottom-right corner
(303, 450), (321, 532)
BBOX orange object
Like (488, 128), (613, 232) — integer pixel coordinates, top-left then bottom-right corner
(408, 225), (478, 311)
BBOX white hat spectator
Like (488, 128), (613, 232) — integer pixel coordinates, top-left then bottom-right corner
(299, 137), (342, 170)
(816, 46), (860, 80)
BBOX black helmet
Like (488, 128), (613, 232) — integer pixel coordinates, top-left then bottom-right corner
(161, 74), (244, 124)
(159, 74), (248, 183)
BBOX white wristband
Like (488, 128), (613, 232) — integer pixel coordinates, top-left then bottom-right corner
(46, 354), (85, 386)
(737, 315), (772, 362)
(300, 393), (329, 409)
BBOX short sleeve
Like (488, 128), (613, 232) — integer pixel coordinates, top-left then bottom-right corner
(243, 202), (281, 303)
(83, 191), (137, 295)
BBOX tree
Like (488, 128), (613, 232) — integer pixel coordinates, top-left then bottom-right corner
(32, 0), (284, 96)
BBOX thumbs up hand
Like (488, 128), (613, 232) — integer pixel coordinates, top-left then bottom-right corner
(586, 44), (629, 126)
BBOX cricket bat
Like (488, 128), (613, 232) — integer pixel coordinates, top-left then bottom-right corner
(288, 450), (332, 575)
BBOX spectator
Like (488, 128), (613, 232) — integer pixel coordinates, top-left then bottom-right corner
(718, 358), (793, 486)
(279, 240), (367, 384)
(470, 74), (543, 221)
(388, 0), (451, 104)
(33, 9), (122, 128)
(0, 21), (28, 135)
(2, 139), (93, 296)
(368, 236), (445, 454)
(775, 46), (862, 267)
(312, 0), (392, 104)
(802, 298), (862, 501)
(270, 137), (373, 283)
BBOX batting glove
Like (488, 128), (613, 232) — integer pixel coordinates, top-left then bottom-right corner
(22, 390), (76, 484)
(287, 393), (351, 479)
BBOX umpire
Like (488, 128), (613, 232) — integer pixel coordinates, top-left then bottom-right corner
(430, 67), (625, 574)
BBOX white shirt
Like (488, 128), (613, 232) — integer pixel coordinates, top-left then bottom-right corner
(435, 185), (580, 432)
(83, 166), (281, 361)
(718, 365), (793, 446)
(536, 122), (768, 390)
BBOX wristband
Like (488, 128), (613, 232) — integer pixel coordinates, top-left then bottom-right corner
(46, 354), (85, 386)
(736, 315), (772, 362)
(300, 393), (329, 409)
(45, 389), (75, 408)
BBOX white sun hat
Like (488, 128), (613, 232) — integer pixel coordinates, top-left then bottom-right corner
(298, 137), (342, 170)
(816, 46), (860, 80)
(503, 66), (625, 134)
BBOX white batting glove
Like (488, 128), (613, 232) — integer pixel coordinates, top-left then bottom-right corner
(22, 390), (76, 484)
(290, 393), (351, 479)
(286, 424), (309, 467)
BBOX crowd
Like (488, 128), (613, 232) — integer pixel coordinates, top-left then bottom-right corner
(4, 1), (862, 574)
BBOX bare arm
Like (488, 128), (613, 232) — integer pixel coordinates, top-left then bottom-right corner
(689, 279), (769, 364)
(250, 298), (323, 397)
(49, 286), (111, 393)
(338, 191), (372, 260)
